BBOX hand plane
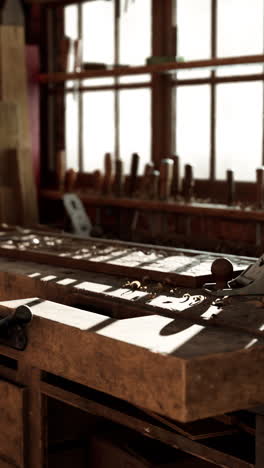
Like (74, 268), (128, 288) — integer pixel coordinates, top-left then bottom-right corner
(204, 255), (264, 296)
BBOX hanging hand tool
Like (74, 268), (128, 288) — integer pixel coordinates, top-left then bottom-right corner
(102, 153), (113, 196)
(170, 155), (180, 199)
(226, 169), (235, 206)
(127, 153), (139, 197)
(113, 159), (124, 197)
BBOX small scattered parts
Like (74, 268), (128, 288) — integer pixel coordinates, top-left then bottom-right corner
(122, 280), (141, 290)
(188, 295), (205, 306)
(179, 293), (190, 303)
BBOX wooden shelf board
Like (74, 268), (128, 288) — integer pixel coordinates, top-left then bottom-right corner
(40, 189), (264, 222)
(37, 55), (264, 83)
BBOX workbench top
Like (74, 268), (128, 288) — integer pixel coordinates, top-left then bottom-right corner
(0, 253), (263, 423)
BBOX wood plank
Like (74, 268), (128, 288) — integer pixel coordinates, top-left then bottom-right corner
(40, 189), (264, 222)
(0, 103), (23, 224)
(0, 26), (38, 224)
(41, 382), (253, 468)
(0, 380), (25, 467)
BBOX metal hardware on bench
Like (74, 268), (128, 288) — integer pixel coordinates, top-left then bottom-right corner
(204, 254), (264, 296)
(0, 305), (32, 351)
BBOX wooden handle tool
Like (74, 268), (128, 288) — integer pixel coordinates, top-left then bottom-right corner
(159, 158), (174, 201)
(150, 170), (160, 200)
(93, 170), (102, 193)
(102, 153), (113, 195)
(170, 155), (180, 198)
(114, 159), (123, 197)
(128, 153), (139, 197)
(226, 169), (235, 206)
(182, 164), (194, 202)
(256, 167), (264, 209)
(55, 149), (66, 192)
(64, 168), (77, 193)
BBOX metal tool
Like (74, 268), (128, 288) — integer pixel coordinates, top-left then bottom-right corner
(63, 193), (92, 237)
(204, 255), (264, 296)
(0, 305), (32, 350)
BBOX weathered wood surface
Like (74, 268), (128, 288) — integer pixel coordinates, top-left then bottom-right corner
(0, 26), (38, 224)
(0, 255), (264, 423)
(0, 380), (25, 467)
(0, 226), (253, 287)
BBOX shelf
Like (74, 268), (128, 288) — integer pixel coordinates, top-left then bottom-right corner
(38, 54), (264, 84)
(40, 189), (264, 223)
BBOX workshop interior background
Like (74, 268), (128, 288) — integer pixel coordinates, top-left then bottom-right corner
(2, 0), (264, 467)
(12, 0), (261, 257)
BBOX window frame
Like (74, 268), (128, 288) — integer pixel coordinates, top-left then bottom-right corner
(43, 0), (264, 186)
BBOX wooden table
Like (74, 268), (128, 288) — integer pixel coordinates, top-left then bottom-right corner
(0, 229), (262, 467)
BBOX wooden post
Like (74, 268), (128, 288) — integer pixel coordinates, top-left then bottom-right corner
(151, 0), (176, 167)
(18, 364), (47, 468)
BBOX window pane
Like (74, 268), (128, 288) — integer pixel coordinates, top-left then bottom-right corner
(176, 85), (210, 179)
(216, 82), (263, 181)
(119, 0), (151, 83)
(65, 93), (79, 170)
(119, 89), (151, 174)
(176, 0), (211, 78)
(64, 5), (78, 80)
(82, 91), (115, 172)
(217, 0), (263, 76)
(82, 1), (114, 65)
(64, 5), (78, 40)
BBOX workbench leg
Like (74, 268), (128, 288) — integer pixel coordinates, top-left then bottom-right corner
(255, 415), (264, 467)
(18, 364), (47, 468)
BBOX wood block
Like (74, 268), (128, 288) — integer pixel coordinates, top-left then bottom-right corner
(0, 26), (38, 224)
(0, 380), (25, 467)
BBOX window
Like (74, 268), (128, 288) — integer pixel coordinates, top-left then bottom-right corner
(216, 82), (263, 181)
(64, 1), (151, 174)
(176, 86), (210, 179)
(174, 0), (264, 181)
(57, 2), (264, 184)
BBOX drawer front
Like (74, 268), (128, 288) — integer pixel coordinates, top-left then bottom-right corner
(0, 380), (25, 467)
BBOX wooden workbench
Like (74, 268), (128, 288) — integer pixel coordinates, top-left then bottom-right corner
(0, 228), (262, 467)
